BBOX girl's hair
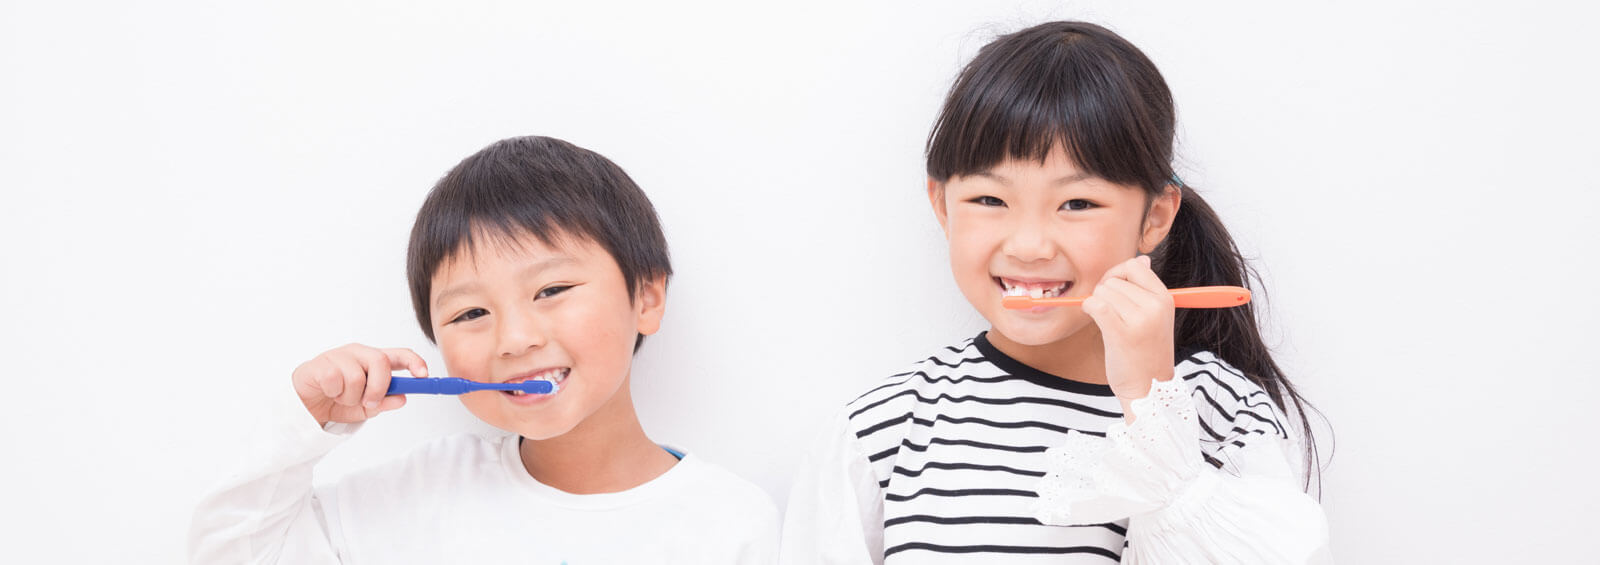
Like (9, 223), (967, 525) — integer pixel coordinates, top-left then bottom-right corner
(926, 21), (1323, 489)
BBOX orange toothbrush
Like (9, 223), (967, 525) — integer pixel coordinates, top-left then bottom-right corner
(1001, 285), (1251, 309)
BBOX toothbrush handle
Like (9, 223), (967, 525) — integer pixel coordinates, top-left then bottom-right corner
(1169, 286), (1252, 308)
(387, 377), (472, 395)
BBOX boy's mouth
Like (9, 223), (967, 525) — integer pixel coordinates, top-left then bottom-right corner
(995, 277), (1072, 299)
(502, 368), (569, 397)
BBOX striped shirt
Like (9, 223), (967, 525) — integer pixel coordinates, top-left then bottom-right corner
(843, 332), (1288, 563)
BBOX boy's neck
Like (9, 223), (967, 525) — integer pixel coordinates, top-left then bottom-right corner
(516, 377), (679, 495)
(986, 326), (1108, 385)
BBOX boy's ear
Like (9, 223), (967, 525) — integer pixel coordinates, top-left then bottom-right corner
(1139, 184), (1182, 254)
(633, 275), (668, 336)
(927, 178), (950, 237)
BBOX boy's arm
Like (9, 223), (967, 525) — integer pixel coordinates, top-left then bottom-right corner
(779, 409), (884, 565)
(188, 380), (358, 565)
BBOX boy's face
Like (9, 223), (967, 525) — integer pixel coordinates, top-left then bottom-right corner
(929, 148), (1176, 348)
(428, 229), (665, 440)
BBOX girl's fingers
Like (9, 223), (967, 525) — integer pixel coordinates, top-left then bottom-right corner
(1084, 283), (1133, 330)
(1100, 255), (1167, 297)
(381, 348), (429, 378)
(1100, 277), (1165, 316)
(1123, 255), (1170, 297)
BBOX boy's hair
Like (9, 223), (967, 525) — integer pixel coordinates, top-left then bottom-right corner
(405, 136), (672, 350)
(926, 21), (1324, 490)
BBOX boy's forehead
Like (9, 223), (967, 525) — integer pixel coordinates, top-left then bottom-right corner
(441, 228), (575, 272)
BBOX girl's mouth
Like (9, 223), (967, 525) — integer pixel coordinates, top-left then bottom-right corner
(995, 277), (1072, 298)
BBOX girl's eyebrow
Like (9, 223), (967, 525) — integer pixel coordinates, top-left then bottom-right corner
(973, 171), (1092, 187)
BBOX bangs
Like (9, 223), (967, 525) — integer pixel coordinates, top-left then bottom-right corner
(926, 22), (1176, 192)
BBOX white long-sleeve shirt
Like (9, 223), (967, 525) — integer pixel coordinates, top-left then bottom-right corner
(190, 383), (780, 565)
(780, 332), (1330, 564)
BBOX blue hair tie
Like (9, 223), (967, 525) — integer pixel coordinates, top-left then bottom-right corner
(1170, 174), (1185, 188)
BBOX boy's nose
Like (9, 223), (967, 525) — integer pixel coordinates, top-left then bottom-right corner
(495, 307), (547, 358)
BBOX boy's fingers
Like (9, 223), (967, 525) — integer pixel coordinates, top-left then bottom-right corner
(381, 348), (429, 378)
(330, 355), (367, 407)
(360, 353), (393, 410)
(378, 395), (406, 413)
(314, 362), (344, 401)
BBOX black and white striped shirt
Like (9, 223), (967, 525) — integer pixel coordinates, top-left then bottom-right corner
(839, 332), (1288, 563)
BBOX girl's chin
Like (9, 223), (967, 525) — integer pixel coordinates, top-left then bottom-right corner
(989, 314), (1091, 347)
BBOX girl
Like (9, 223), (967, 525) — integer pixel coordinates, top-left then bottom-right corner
(781, 21), (1330, 564)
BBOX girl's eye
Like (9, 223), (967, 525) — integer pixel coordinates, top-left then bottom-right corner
(1062, 199), (1096, 211)
(451, 308), (488, 323)
(970, 196), (1006, 207)
(537, 285), (572, 299)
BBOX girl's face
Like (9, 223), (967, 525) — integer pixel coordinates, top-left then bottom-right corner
(930, 148), (1178, 348)
(428, 230), (665, 440)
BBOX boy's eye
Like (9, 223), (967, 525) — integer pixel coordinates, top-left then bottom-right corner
(451, 308), (489, 323)
(970, 196), (1006, 207)
(537, 285), (572, 299)
(1062, 199), (1096, 211)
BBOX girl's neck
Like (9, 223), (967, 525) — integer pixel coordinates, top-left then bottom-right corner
(986, 325), (1108, 384)
(517, 379), (678, 495)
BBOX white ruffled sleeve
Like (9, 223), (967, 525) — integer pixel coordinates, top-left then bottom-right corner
(1032, 377), (1332, 564)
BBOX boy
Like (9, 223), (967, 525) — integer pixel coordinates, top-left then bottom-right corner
(190, 136), (779, 564)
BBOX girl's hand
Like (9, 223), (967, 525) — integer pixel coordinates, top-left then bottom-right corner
(291, 344), (428, 426)
(1081, 255), (1176, 422)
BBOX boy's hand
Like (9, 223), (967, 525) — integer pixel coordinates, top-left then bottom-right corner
(291, 344), (428, 426)
(1080, 255), (1176, 422)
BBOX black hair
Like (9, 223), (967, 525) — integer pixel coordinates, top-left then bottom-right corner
(926, 21), (1324, 489)
(406, 136), (672, 351)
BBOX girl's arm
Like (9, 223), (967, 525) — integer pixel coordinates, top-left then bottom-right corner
(1032, 360), (1330, 563)
(779, 409), (886, 565)
(1055, 256), (1330, 563)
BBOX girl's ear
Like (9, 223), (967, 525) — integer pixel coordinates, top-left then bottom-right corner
(927, 178), (950, 237)
(633, 275), (668, 336)
(1139, 184), (1182, 254)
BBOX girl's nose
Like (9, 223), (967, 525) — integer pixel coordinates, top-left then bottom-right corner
(1003, 217), (1056, 263)
(495, 306), (547, 359)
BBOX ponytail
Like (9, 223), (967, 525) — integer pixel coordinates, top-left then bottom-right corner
(1155, 182), (1324, 491)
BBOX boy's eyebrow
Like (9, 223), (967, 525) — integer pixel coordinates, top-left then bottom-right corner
(518, 256), (575, 278)
(431, 257), (577, 309)
(432, 283), (480, 309)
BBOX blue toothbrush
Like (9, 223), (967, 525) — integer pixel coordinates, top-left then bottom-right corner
(387, 376), (558, 396)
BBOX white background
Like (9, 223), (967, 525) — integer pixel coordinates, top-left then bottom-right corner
(4, 1), (1598, 562)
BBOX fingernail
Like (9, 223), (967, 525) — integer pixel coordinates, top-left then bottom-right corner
(364, 400), (378, 410)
